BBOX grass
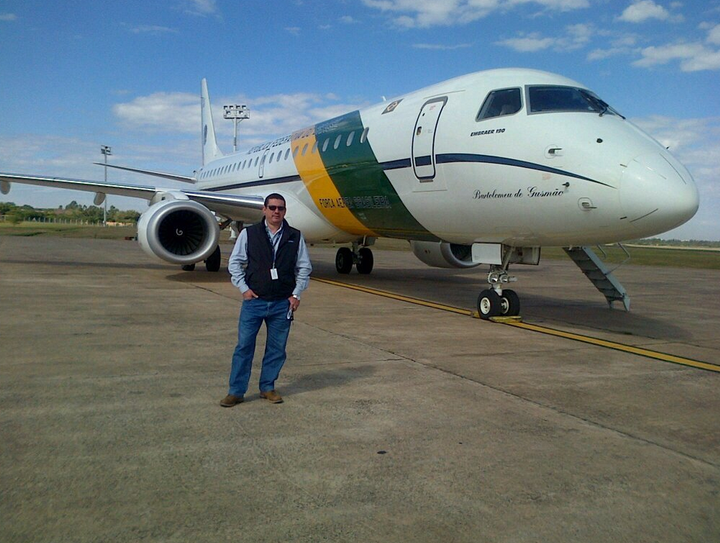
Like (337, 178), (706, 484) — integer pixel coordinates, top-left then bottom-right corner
(0, 222), (136, 240)
(540, 245), (720, 270)
(323, 238), (720, 270)
(3, 221), (719, 270)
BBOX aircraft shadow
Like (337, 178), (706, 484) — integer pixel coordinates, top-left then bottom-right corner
(310, 262), (692, 342)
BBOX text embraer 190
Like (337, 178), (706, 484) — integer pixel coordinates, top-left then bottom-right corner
(0, 68), (699, 318)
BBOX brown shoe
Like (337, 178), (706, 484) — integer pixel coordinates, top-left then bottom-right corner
(259, 390), (283, 404)
(220, 394), (244, 407)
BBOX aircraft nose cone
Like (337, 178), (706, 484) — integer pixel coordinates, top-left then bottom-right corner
(621, 153), (699, 236)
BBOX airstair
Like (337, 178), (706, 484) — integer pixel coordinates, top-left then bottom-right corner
(563, 245), (631, 311)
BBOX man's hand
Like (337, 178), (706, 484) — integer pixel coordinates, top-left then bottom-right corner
(243, 289), (258, 300)
(288, 295), (300, 312)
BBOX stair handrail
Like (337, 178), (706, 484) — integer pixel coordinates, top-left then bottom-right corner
(598, 243), (632, 274)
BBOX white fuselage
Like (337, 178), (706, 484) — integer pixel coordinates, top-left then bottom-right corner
(195, 68), (699, 247)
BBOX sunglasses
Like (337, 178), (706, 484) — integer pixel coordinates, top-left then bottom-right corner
(266, 205), (286, 212)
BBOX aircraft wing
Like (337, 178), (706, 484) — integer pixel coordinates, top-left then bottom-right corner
(92, 163), (197, 183)
(0, 172), (265, 223)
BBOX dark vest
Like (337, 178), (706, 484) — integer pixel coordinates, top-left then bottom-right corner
(245, 219), (301, 300)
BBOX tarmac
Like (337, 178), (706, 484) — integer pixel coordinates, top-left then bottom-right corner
(1, 235), (718, 542)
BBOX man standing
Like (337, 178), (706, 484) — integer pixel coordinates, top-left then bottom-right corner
(221, 193), (312, 407)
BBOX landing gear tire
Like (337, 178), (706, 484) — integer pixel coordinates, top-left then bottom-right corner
(181, 264), (196, 271)
(477, 289), (502, 320)
(336, 247), (353, 274)
(356, 247), (374, 274)
(500, 289), (520, 317)
(205, 246), (221, 272)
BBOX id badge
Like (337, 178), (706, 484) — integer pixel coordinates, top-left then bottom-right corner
(270, 268), (279, 280)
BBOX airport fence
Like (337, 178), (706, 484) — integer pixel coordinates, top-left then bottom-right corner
(0, 215), (133, 227)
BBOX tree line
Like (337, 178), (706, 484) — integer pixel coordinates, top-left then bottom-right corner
(0, 201), (141, 225)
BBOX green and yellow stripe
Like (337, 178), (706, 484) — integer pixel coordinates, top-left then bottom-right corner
(291, 112), (437, 241)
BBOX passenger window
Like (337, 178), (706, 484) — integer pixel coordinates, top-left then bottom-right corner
(334, 134), (342, 149)
(312, 141), (318, 154)
(254, 157), (259, 167)
(477, 88), (522, 121)
(360, 127), (369, 144)
(322, 139), (329, 152)
(347, 131), (355, 146)
(269, 152), (275, 163)
(293, 146), (299, 157)
(302, 143), (309, 156)
(284, 148), (290, 160)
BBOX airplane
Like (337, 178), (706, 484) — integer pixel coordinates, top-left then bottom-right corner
(0, 68), (699, 319)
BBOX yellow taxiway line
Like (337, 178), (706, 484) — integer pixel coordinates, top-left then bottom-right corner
(311, 277), (720, 374)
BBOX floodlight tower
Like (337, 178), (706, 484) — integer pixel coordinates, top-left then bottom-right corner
(100, 145), (112, 227)
(223, 104), (249, 152)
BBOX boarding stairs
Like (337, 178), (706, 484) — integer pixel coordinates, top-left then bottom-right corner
(563, 245), (631, 311)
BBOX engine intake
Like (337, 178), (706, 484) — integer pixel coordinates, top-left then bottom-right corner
(410, 241), (481, 269)
(138, 199), (220, 265)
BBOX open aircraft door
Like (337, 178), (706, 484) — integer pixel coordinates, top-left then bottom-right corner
(412, 97), (447, 190)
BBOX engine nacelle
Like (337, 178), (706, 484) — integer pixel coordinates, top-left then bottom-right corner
(410, 241), (481, 269)
(138, 199), (220, 265)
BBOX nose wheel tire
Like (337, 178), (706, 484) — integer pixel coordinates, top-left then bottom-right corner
(356, 247), (374, 274)
(500, 289), (520, 317)
(477, 289), (502, 319)
(335, 247), (353, 274)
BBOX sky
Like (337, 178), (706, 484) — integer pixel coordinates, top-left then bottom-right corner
(0, 0), (718, 240)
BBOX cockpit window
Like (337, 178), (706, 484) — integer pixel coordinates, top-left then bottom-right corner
(528, 86), (624, 118)
(476, 88), (522, 121)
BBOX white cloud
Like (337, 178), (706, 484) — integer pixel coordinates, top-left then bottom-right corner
(0, 13), (17, 21)
(128, 25), (179, 35)
(497, 34), (555, 52)
(412, 42), (473, 50)
(633, 42), (720, 71)
(184, 0), (219, 17)
(497, 24), (594, 53)
(285, 27), (301, 36)
(112, 91), (369, 143)
(362, 0), (589, 28)
(340, 16), (360, 24)
(114, 92), (199, 133)
(587, 34), (638, 61)
(707, 23), (720, 45)
(617, 0), (683, 23)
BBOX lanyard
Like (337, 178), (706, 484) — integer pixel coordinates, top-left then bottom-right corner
(267, 226), (283, 267)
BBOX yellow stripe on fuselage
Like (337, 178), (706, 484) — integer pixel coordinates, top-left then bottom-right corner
(291, 129), (376, 237)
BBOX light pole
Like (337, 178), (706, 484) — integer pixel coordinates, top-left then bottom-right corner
(223, 104), (249, 152)
(100, 145), (112, 226)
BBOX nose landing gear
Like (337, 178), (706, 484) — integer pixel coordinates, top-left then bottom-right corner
(477, 265), (520, 319)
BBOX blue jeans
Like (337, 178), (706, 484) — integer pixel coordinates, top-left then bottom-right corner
(228, 298), (292, 396)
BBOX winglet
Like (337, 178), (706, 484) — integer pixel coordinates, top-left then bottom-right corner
(201, 78), (224, 166)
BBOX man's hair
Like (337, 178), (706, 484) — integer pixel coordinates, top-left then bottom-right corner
(264, 193), (286, 207)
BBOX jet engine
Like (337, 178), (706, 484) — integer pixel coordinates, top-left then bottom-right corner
(410, 241), (481, 269)
(137, 199), (220, 265)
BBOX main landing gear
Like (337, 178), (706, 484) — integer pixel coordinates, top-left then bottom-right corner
(477, 265), (520, 320)
(180, 245), (221, 272)
(335, 239), (375, 275)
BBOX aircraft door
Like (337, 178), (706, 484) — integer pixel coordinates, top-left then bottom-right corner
(412, 97), (447, 182)
(258, 149), (269, 179)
